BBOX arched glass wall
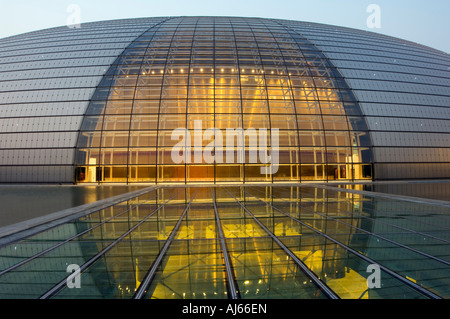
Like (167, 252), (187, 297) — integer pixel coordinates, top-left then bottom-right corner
(75, 17), (373, 183)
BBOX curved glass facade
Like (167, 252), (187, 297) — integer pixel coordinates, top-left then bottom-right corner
(74, 17), (372, 184)
(281, 20), (450, 179)
(0, 17), (165, 183)
(1, 16), (449, 184)
(1, 16), (450, 302)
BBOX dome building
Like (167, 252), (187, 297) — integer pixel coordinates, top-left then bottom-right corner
(0, 17), (450, 301)
(0, 16), (449, 184)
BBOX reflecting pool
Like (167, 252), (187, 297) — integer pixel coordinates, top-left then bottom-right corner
(0, 185), (145, 227)
(0, 184), (449, 299)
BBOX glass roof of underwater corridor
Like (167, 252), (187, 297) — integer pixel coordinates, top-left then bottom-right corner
(0, 184), (449, 299)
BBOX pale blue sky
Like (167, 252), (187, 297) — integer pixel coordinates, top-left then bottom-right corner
(0, 0), (449, 53)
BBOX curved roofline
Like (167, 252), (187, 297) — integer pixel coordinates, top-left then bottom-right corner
(1, 15), (448, 56)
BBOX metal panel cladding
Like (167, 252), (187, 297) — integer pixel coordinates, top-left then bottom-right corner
(278, 19), (450, 179)
(0, 18), (166, 182)
(0, 16), (448, 183)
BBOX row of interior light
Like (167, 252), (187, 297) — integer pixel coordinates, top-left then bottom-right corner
(121, 68), (330, 87)
(118, 277), (314, 296)
(138, 68), (309, 77)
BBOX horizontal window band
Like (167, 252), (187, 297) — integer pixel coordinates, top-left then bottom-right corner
(0, 29), (160, 50)
(310, 48), (449, 69)
(0, 55), (126, 68)
(294, 29), (448, 62)
(0, 164), (75, 167)
(2, 100), (447, 109)
(329, 58), (448, 75)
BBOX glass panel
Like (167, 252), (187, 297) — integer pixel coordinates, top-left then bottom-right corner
(2, 185), (450, 299)
(74, 17), (373, 184)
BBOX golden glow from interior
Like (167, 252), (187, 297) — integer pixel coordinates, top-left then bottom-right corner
(75, 24), (372, 184)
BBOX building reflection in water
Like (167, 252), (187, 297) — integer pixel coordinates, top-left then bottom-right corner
(0, 185), (449, 299)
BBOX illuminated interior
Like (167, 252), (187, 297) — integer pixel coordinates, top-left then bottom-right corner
(74, 17), (373, 184)
(2, 16), (450, 301)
